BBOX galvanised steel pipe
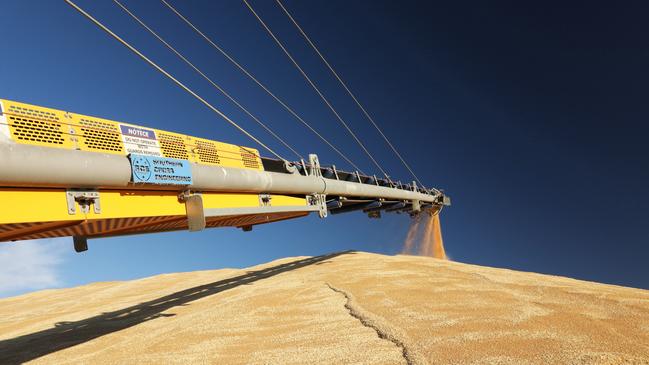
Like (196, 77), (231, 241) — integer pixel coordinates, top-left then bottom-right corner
(0, 142), (131, 187)
(192, 165), (439, 202)
(0, 143), (441, 203)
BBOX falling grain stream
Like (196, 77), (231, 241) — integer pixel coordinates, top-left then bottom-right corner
(402, 213), (447, 260)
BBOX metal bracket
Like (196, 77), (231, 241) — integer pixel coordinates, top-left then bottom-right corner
(179, 190), (206, 232)
(411, 199), (421, 213)
(73, 236), (88, 252)
(308, 154), (322, 177)
(284, 161), (299, 174)
(66, 190), (100, 215)
(307, 193), (328, 218)
(300, 158), (307, 176)
(367, 210), (381, 219)
(259, 193), (272, 207)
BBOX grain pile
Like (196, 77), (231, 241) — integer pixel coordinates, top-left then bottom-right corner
(1, 251), (648, 364)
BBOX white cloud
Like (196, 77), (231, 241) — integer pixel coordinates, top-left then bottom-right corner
(0, 238), (70, 297)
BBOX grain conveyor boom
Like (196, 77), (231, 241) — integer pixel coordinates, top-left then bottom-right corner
(0, 99), (449, 252)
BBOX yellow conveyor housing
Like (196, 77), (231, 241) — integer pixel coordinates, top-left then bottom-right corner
(0, 99), (316, 249)
(0, 99), (447, 252)
(0, 99), (264, 170)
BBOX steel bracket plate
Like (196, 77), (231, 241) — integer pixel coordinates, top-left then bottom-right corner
(308, 154), (322, 177)
(179, 191), (206, 232)
(307, 193), (328, 218)
(66, 190), (101, 215)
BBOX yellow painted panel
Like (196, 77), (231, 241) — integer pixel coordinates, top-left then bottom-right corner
(68, 112), (125, 156)
(0, 187), (307, 225)
(0, 99), (265, 171)
(271, 195), (308, 206)
(86, 191), (185, 219)
(201, 193), (261, 209)
(0, 189), (84, 224)
(155, 129), (194, 161)
(89, 191), (266, 219)
(1, 99), (74, 150)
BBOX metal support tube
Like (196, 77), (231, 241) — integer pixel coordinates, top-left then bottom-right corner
(0, 143), (442, 204)
(0, 143), (131, 187)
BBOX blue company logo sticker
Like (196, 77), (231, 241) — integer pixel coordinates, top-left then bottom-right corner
(131, 155), (153, 182)
(120, 125), (157, 140)
(129, 154), (192, 185)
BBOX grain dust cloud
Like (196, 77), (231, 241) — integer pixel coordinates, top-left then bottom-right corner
(402, 213), (447, 259)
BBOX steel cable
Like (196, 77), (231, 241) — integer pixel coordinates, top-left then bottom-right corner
(276, 0), (425, 187)
(161, 0), (365, 173)
(113, 0), (303, 160)
(64, 0), (287, 162)
(242, 0), (391, 179)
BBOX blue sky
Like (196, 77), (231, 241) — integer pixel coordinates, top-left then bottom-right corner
(1, 0), (648, 297)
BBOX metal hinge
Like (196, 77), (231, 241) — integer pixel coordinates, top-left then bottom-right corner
(66, 190), (101, 215)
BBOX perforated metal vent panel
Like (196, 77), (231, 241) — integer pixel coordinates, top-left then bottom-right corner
(79, 118), (118, 132)
(196, 140), (221, 164)
(8, 116), (65, 145)
(79, 118), (123, 152)
(8, 105), (59, 122)
(159, 133), (189, 160)
(1, 99), (266, 171)
(80, 128), (123, 152)
(240, 147), (260, 169)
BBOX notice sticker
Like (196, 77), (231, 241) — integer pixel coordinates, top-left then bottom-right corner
(130, 154), (193, 185)
(119, 124), (162, 157)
